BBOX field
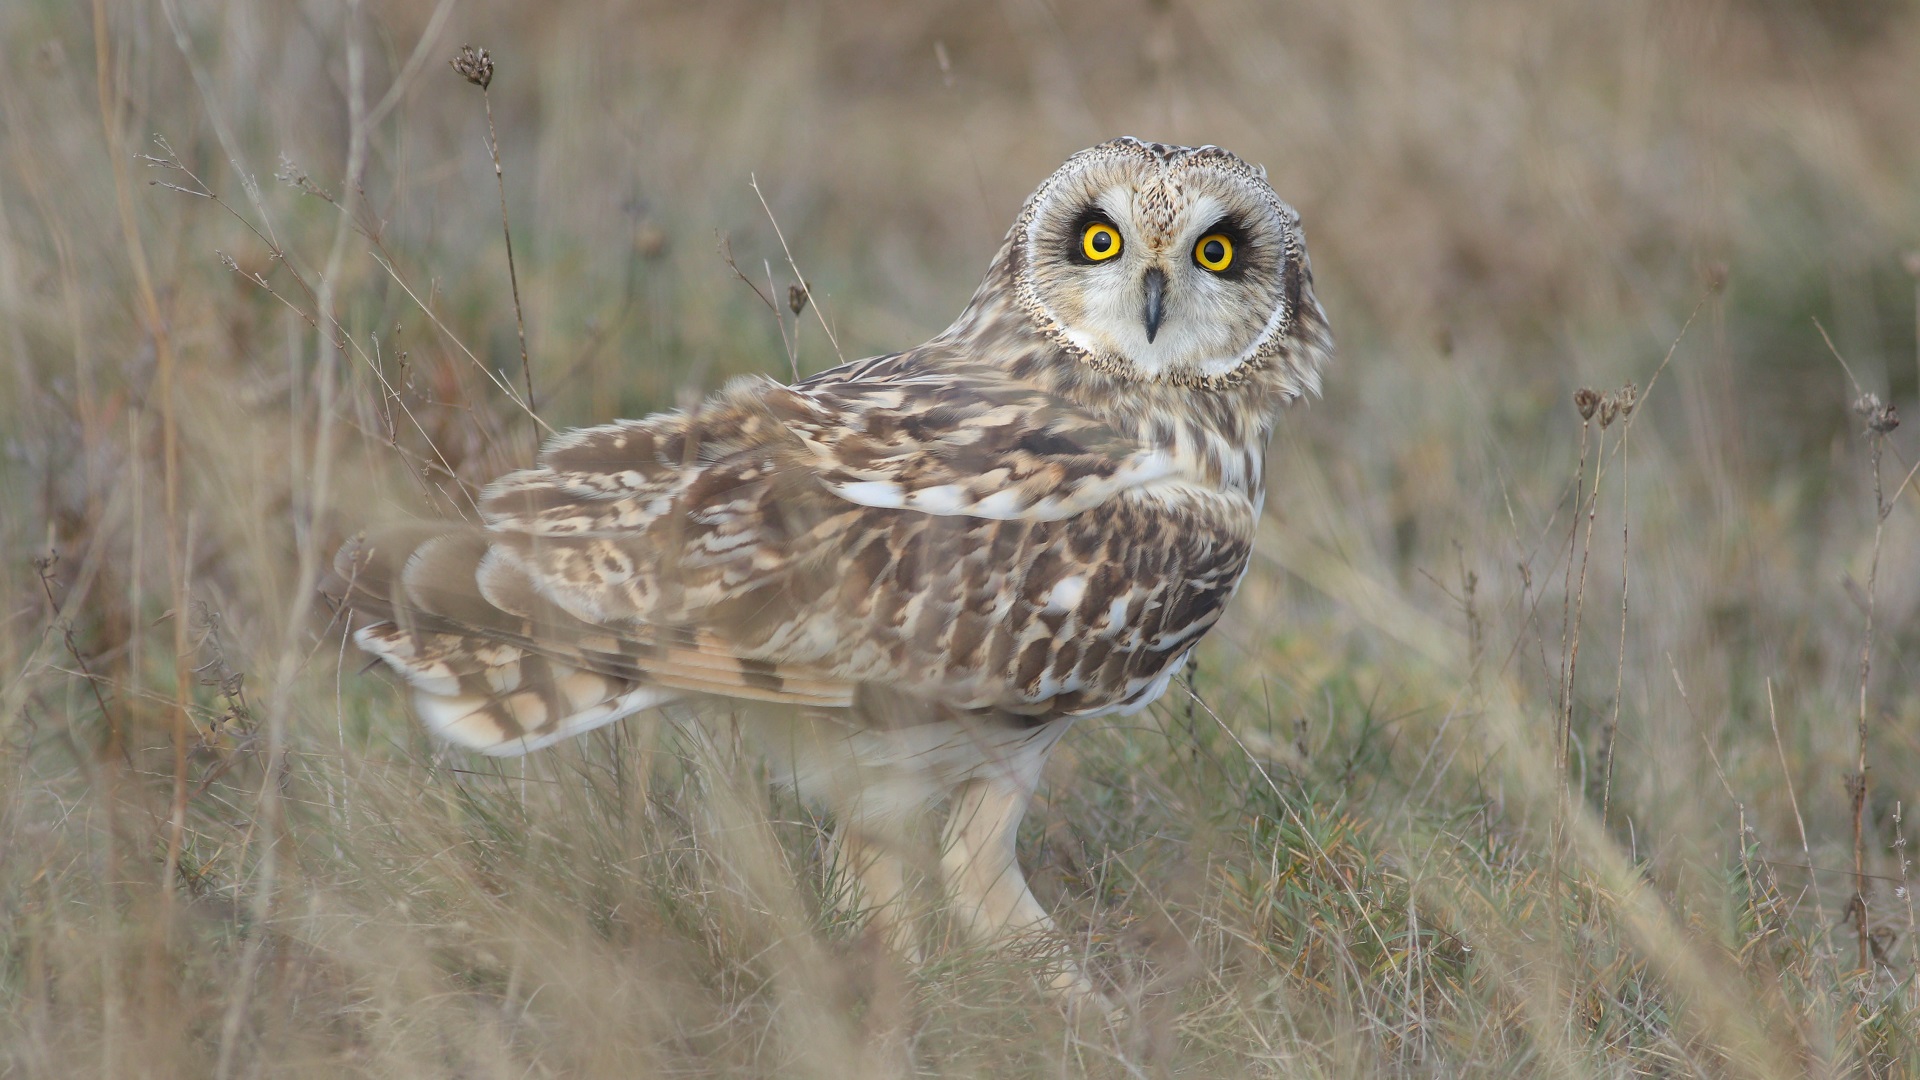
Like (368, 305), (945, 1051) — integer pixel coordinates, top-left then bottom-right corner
(4, 1), (1920, 1075)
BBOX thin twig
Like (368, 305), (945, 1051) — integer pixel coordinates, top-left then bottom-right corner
(102, 0), (195, 941)
(370, 252), (552, 434)
(1759, 859), (1909, 886)
(1615, 298), (1704, 442)
(1550, 395), (1595, 918)
(1821, 317), (1899, 972)
(1557, 411), (1590, 778)
(363, 0), (456, 131)
(765, 257), (799, 381)
(1814, 318), (1863, 397)
(35, 555), (137, 774)
(1896, 801), (1916, 966)
(147, 139), (486, 521)
(716, 233), (781, 318)
(1603, 405), (1629, 829)
(1701, 732), (1778, 964)
(166, 1), (372, 1071)
(1768, 679), (1833, 952)
(1850, 422), (1886, 972)
(1564, 422), (1605, 769)
(453, 44), (538, 455)
(489, 88), (535, 449)
(749, 174), (844, 366)
(716, 233), (801, 381)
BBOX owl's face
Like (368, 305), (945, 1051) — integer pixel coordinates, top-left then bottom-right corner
(1012, 139), (1319, 393)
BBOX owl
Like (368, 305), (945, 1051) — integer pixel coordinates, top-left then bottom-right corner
(330, 137), (1333, 1004)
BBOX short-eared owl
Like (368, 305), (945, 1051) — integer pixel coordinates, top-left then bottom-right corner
(331, 137), (1333, 1002)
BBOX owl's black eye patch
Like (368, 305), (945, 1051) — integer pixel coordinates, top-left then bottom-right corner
(1067, 207), (1123, 265)
(1195, 217), (1254, 279)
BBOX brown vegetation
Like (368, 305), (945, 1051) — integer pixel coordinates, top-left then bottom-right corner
(3, 0), (1919, 1074)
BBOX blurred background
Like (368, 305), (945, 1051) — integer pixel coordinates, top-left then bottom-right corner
(3, 0), (1919, 1075)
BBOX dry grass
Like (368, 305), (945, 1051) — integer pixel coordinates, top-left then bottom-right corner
(4, 0), (1920, 1075)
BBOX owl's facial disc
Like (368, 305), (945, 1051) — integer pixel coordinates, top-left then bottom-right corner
(1018, 141), (1301, 385)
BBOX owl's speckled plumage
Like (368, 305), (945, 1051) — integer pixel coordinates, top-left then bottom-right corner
(331, 137), (1332, 1001)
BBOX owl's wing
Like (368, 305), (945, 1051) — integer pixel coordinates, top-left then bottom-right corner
(780, 354), (1174, 520)
(336, 359), (1239, 754)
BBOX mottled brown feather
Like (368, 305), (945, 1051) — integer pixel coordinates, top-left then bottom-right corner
(331, 136), (1331, 759)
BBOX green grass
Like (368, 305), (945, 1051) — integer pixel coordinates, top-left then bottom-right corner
(4, 0), (1920, 1075)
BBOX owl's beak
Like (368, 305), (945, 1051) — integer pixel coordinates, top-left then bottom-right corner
(1142, 265), (1167, 343)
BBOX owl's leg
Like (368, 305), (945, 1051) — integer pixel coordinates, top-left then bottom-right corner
(829, 823), (923, 963)
(940, 774), (1100, 1003)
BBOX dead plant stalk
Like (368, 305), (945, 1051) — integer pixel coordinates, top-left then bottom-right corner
(1816, 317), (1902, 972)
(1851, 418), (1886, 972)
(93, 0), (194, 944)
(453, 44), (537, 456)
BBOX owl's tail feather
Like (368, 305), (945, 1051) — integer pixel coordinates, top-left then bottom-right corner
(351, 621), (678, 755)
(326, 526), (680, 756)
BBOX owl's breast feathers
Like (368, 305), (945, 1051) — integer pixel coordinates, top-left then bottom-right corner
(330, 346), (1264, 754)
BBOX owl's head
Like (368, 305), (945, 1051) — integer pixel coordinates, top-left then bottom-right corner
(1007, 138), (1331, 398)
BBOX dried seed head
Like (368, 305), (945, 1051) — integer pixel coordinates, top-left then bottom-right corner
(451, 44), (493, 90)
(1705, 261), (1730, 294)
(788, 283), (810, 316)
(1854, 392), (1900, 435)
(1599, 395), (1620, 428)
(1573, 387), (1601, 421)
(1615, 382), (1638, 419)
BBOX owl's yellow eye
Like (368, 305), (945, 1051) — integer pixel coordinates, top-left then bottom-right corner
(1081, 222), (1122, 262)
(1194, 233), (1234, 272)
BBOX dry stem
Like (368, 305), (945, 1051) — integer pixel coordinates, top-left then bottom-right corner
(1817, 316), (1897, 972)
(1850, 428), (1884, 972)
(750, 174), (845, 367)
(1602, 411), (1628, 828)
(455, 44), (537, 456)
(93, 0), (193, 942)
